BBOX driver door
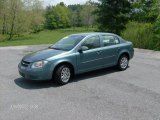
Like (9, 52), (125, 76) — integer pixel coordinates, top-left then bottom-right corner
(76, 35), (102, 73)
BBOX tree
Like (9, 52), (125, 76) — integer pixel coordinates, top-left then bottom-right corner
(0, 0), (44, 40)
(131, 0), (159, 23)
(0, 0), (9, 35)
(96, 0), (131, 34)
(68, 4), (83, 27)
(153, 0), (160, 35)
(8, 0), (21, 40)
(80, 1), (96, 29)
(45, 2), (71, 29)
(29, 0), (44, 33)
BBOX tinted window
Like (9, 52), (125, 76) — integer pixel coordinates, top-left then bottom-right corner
(102, 35), (119, 47)
(82, 36), (100, 50)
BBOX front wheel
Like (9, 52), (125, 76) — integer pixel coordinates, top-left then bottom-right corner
(53, 65), (72, 85)
(117, 55), (129, 71)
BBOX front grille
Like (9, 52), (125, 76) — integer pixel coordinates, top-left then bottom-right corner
(21, 60), (30, 67)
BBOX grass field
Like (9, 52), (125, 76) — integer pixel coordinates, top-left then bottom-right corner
(0, 27), (95, 47)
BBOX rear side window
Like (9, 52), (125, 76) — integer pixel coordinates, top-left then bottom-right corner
(82, 36), (100, 50)
(102, 35), (119, 47)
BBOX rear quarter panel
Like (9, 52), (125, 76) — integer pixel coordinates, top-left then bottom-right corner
(117, 41), (134, 62)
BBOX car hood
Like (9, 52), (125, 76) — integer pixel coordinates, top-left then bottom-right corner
(22, 48), (66, 62)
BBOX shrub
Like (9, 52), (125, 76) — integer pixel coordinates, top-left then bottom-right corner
(122, 21), (160, 50)
(0, 34), (7, 42)
(31, 24), (44, 33)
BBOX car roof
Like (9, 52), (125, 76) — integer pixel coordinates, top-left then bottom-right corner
(70, 32), (118, 37)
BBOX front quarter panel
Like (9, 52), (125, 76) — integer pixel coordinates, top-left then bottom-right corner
(46, 51), (77, 77)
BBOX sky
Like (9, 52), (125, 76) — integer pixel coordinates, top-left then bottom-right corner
(43, 0), (98, 6)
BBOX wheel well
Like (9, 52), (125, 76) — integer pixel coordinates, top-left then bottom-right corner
(120, 52), (130, 60)
(53, 62), (75, 78)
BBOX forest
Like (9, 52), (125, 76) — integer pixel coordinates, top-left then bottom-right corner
(0, 0), (160, 50)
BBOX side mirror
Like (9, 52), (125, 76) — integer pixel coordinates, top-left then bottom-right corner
(78, 46), (89, 53)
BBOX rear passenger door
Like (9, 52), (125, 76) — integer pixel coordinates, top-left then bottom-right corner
(99, 35), (120, 67)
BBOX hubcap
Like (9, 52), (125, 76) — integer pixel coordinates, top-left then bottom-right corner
(120, 57), (128, 69)
(61, 67), (71, 83)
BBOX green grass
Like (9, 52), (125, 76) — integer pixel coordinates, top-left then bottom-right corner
(0, 27), (96, 47)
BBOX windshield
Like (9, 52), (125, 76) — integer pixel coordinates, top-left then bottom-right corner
(50, 35), (85, 51)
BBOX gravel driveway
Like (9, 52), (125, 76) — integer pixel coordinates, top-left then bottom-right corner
(0, 45), (160, 120)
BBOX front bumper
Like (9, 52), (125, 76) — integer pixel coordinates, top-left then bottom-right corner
(18, 63), (52, 81)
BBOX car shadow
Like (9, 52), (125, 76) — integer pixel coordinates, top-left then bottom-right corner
(14, 78), (59, 89)
(72, 67), (120, 83)
(14, 66), (125, 90)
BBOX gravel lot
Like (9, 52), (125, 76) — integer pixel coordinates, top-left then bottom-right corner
(0, 45), (160, 120)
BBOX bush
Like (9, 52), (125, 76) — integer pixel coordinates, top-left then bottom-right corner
(0, 34), (7, 42)
(31, 24), (44, 33)
(122, 21), (160, 50)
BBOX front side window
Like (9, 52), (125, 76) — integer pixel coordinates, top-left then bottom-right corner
(82, 36), (100, 50)
(102, 35), (119, 47)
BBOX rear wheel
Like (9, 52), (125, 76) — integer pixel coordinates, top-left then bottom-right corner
(117, 55), (129, 71)
(53, 65), (72, 85)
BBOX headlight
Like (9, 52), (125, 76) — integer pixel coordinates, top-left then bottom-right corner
(31, 60), (48, 69)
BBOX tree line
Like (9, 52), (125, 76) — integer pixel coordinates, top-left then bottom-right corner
(45, 1), (96, 30)
(0, 0), (160, 49)
(0, 0), (44, 40)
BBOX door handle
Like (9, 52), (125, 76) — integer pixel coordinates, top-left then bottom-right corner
(97, 51), (102, 54)
(117, 48), (120, 51)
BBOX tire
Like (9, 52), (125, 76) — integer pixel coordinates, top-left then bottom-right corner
(117, 54), (129, 71)
(53, 65), (72, 85)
